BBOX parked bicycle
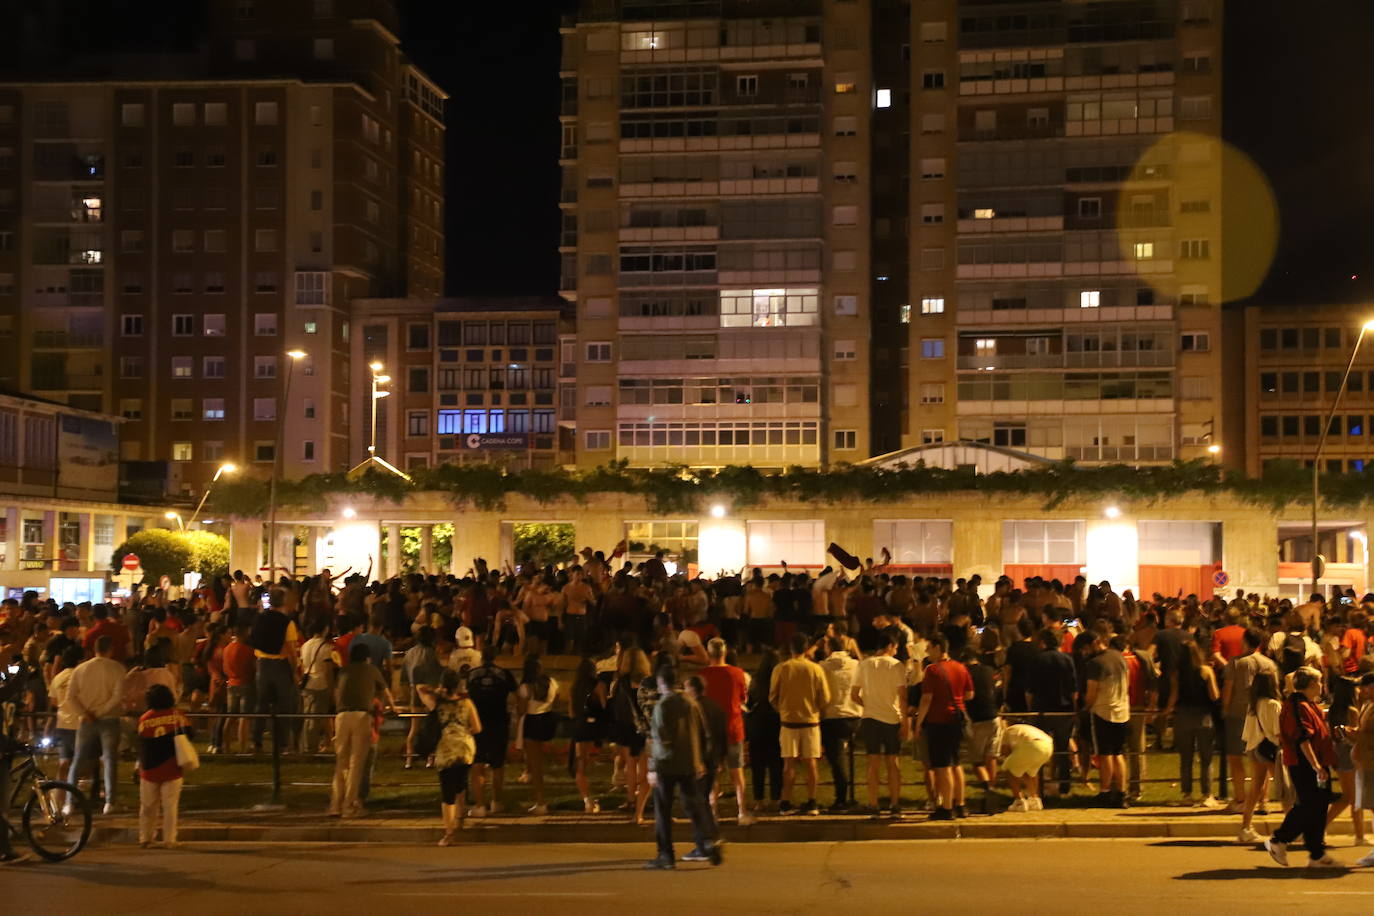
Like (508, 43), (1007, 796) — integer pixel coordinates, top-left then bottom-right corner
(4, 737), (92, 862)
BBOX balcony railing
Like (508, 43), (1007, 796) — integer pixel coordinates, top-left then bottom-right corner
(30, 372), (103, 390)
(33, 331), (104, 349)
(957, 350), (1173, 371)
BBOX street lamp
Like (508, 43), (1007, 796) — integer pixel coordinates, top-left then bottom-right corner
(266, 350), (307, 579)
(1310, 319), (1374, 595)
(189, 461), (237, 528)
(164, 511), (184, 531)
(347, 361), (411, 481)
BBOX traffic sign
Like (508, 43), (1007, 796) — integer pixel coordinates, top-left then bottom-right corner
(1213, 570), (1229, 587)
(121, 553), (140, 572)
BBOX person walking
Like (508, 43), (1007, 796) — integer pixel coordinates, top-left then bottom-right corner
(402, 626), (442, 768)
(768, 633), (831, 816)
(1221, 628), (1279, 814)
(67, 635), (126, 814)
(609, 647), (653, 824)
(1265, 667), (1341, 868)
(327, 642), (398, 818)
(416, 668), (482, 846)
(1238, 669), (1282, 843)
(644, 666), (721, 870)
(136, 683), (191, 848)
(1350, 672), (1374, 867)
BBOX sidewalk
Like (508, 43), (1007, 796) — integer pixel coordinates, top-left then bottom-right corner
(95, 804), (1341, 846)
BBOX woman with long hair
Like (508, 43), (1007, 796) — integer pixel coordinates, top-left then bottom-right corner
(610, 646), (652, 824)
(1167, 636), (1221, 807)
(569, 656), (609, 813)
(1238, 669), (1282, 842)
(1325, 670), (1368, 845)
(416, 668), (482, 846)
(747, 648), (784, 811)
(516, 655), (559, 815)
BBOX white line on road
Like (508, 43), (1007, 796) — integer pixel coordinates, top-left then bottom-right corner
(1300, 891), (1374, 895)
(384, 892), (616, 898)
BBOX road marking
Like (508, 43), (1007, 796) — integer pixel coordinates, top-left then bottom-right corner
(384, 892), (616, 898)
(1300, 891), (1374, 896)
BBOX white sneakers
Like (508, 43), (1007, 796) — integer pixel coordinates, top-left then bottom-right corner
(1308, 855), (1342, 869)
(1356, 850), (1374, 868)
(528, 803), (549, 816)
(1198, 796), (1223, 810)
(1027, 796), (1044, 811)
(1264, 838), (1289, 867)
(468, 805), (488, 818)
(1237, 827), (1261, 844)
(1008, 798), (1029, 812)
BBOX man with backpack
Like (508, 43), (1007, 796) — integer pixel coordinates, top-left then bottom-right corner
(1271, 616), (1320, 680)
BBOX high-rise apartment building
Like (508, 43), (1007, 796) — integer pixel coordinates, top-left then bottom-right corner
(561, 0), (1224, 468)
(0, 0), (444, 494)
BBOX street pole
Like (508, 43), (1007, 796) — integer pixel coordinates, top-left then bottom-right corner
(266, 351), (305, 580)
(189, 462), (237, 528)
(1310, 321), (1374, 596)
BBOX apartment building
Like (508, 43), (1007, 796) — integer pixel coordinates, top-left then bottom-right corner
(906, 0), (1225, 462)
(0, 0), (445, 495)
(351, 297), (574, 471)
(561, 0), (1224, 468)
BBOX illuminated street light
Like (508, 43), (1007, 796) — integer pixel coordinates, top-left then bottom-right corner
(189, 462), (237, 527)
(710, 504), (727, 519)
(1206, 444), (1221, 455)
(164, 510), (185, 531)
(267, 350), (308, 576)
(1311, 319), (1374, 594)
(342, 507), (357, 519)
(1103, 505), (1121, 520)
(348, 362), (411, 482)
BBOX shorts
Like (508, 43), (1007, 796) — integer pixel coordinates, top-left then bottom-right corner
(725, 742), (743, 770)
(861, 718), (902, 756)
(524, 619), (549, 642)
(1223, 715), (1246, 755)
(475, 728), (509, 768)
(779, 724), (821, 759)
(438, 762), (471, 804)
(1091, 716), (1128, 756)
(53, 727), (76, 759)
(925, 721), (962, 768)
(522, 712), (556, 744)
(963, 717), (1004, 764)
(1005, 736), (1054, 777)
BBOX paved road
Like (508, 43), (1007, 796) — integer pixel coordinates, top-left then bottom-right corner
(10, 837), (1374, 915)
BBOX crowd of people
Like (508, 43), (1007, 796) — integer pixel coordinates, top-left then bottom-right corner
(3, 546), (1374, 868)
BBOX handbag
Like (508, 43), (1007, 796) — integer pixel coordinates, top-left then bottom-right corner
(174, 732), (201, 772)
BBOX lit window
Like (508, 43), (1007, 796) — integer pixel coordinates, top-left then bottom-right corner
(921, 297), (945, 315)
(834, 75), (857, 94)
(171, 356), (193, 378)
(899, 304), (911, 324)
(875, 88), (892, 108)
(1080, 290), (1101, 309)
(973, 208), (995, 219)
(202, 398), (225, 420)
(1134, 242), (1154, 260)
(920, 338), (945, 359)
(304, 321), (318, 334)
(171, 442), (193, 461)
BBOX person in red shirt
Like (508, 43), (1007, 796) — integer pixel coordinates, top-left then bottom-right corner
(916, 635), (973, 820)
(219, 625), (256, 754)
(699, 638), (752, 825)
(1209, 606), (1247, 668)
(1266, 667), (1340, 868)
(137, 683), (191, 848)
(1341, 611), (1367, 676)
(83, 604), (131, 662)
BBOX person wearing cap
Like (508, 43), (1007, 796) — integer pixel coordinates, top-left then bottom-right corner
(449, 626), (482, 678)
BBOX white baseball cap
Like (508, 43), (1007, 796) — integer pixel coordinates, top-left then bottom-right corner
(455, 626), (475, 648)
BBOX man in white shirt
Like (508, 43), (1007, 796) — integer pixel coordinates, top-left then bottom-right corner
(818, 636), (861, 811)
(448, 626), (482, 676)
(852, 632), (910, 818)
(66, 635), (127, 813)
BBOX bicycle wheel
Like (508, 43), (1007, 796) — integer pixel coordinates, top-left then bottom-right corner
(22, 781), (91, 862)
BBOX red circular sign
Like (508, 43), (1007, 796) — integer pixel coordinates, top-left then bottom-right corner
(121, 553), (140, 571)
(1213, 570), (1230, 587)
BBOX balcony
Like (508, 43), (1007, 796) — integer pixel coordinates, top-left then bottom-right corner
(956, 350), (1173, 371)
(32, 331), (104, 349)
(1066, 445), (1175, 462)
(30, 372), (103, 390)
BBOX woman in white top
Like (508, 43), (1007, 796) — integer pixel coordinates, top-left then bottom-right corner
(516, 656), (559, 815)
(1238, 669), (1283, 843)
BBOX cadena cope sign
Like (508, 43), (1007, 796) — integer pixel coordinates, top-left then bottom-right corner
(462, 433), (530, 450)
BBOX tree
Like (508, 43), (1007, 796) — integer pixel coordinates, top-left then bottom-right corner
(110, 528), (230, 586)
(513, 523), (576, 569)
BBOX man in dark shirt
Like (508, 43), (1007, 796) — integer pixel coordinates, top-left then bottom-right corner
(959, 647), (1001, 811)
(1003, 617), (1040, 713)
(1152, 608), (1190, 750)
(466, 646), (517, 816)
(1028, 628), (1077, 796)
(684, 675), (726, 846)
(646, 667), (721, 870)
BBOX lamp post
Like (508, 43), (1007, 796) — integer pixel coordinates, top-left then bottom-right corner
(347, 361), (411, 481)
(164, 511), (184, 532)
(189, 462), (237, 528)
(1310, 320), (1374, 595)
(266, 349), (307, 579)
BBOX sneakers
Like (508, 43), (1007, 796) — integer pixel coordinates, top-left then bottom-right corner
(1264, 837), (1289, 867)
(802, 799), (820, 816)
(681, 848), (711, 863)
(953, 804), (968, 819)
(709, 843), (724, 866)
(644, 856), (675, 870)
(528, 803), (549, 816)
(1237, 827), (1261, 844)
(1308, 855), (1342, 869)
(929, 807), (953, 821)
(1028, 796), (1044, 811)
(1113, 791), (1130, 809)
(1355, 850), (1374, 868)
(1225, 799), (1245, 814)
(468, 805), (488, 818)
(778, 800), (796, 816)
(1199, 796), (1223, 810)
(1008, 798), (1029, 812)
(102, 802), (116, 816)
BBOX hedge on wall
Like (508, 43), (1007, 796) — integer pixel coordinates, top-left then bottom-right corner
(203, 458), (1374, 520)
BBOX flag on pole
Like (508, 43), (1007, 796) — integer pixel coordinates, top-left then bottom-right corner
(827, 542), (861, 571)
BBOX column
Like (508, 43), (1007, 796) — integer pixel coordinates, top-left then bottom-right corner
(42, 510), (57, 573)
(385, 522), (403, 578)
(78, 512), (96, 573)
(419, 524), (434, 573)
(229, 519), (262, 576)
(951, 515), (1002, 583)
(2, 507), (17, 572)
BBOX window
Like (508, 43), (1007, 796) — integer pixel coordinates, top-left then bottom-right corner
(1181, 332), (1210, 352)
(256, 146), (277, 167)
(120, 357), (143, 378)
(921, 297), (945, 315)
(585, 341), (611, 362)
(1180, 96), (1213, 120)
(304, 321), (318, 335)
(254, 101), (279, 125)
(172, 442), (193, 462)
(172, 314), (194, 336)
(922, 71), (945, 90)
(875, 88), (892, 108)
(295, 271), (327, 305)
(833, 384), (858, 407)
(407, 324), (430, 351)
(1132, 241), (1155, 260)
(920, 21), (947, 42)
(121, 230), (145, 253)
(737, 75), (758, 96)
(253, 398), (276, 421)
(834, 295), (858, 316)
(834, 339), (856, 361)
(255, 272), (279, 293)
(204, 102), (226, 126)
(407, 411), (429, 437)
(254, 356), (277, 378)
(172, 230), (195, 253)
(921, 248), (944, 270)
(1181, 376), (1212, 400)
(170, 272), (193, 294)
(313, 38), (334, 59)
(171, 102), (195, 127)
(833, 430), (857, 450)
(920, 158), (945, 179)
(121, 103), (145, 127)
(202, 398), (225, 420)
(920, 113), (945, 134)
(310, 190), (323, 211)
(833, 161), (857, 182)
(121, 314), (143, 336)
(585, 430), (612, 450)
(254, 441), (275, 462)
(254, 313), (278, 336)
(1078, 197), (1102, 219)
(1003, 520), (1082, 564)
(1080, 289), (1101, 309)
(833, 116), (857, 136)
(1181, 239), (1210, 260)
(832, 205), (858, 226)
(1027, 107), (1050, 128)
(302, 441), (316, 462)
(920, 383), (945, 405)
(204, 229), (226, 253)
(408, 367), (430, 394)
(1180, 285), (1209, 306)
(205, 147), (225, 168)
(254, 229), (278, 252)
(834, 74), (857, 94)
(171, 357), (193, 378)
(202, 314), (226, 337)
(203, 356), (225, 378)
(920, 203), (945, 224)
(899, 304), (912, 324)
(921, 338), (945, 359)
(921, 428), (944, 445)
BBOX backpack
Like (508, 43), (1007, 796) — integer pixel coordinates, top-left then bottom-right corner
(1280, 633), (1307, 674)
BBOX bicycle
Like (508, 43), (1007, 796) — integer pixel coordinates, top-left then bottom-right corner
(4, 739), (92, 862)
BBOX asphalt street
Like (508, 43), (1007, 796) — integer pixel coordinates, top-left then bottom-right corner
(9, 838), (1374, 915)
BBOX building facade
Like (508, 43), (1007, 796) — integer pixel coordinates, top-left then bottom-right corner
(0, 0), (445, 495)
(351, 297), (575, 471)
(561, 0), (1224, 469)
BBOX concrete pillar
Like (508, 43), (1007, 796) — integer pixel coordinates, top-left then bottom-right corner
(229, 519), (262, 576)
(952, 514), (1002, 583)
(2, 507), (17, 572)
(458, 517), (502, 575)
(42, 510), (56, 572)
(1222, 514), (1279, 597)
(419, 524), (434, 573)
(385, 522), (403, 578)
(78, 512), (96, 572)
